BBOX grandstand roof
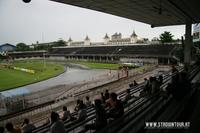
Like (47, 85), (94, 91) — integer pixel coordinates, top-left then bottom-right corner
(0, 43), (16, 52)
(51, 0), (200, 27)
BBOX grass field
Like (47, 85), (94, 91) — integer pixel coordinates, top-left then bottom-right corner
(69, 61), (121, 69)
(0, 60), (65, 91)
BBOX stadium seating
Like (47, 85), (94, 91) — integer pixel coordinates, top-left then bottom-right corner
(33, 64), (200, 133)
(50, 44), (175, 58)
(31, 69), (176, 133)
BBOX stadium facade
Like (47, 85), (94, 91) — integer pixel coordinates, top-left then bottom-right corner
(67, 30), (149, 46)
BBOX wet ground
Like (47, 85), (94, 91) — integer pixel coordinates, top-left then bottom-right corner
(0, 65), (114, 96)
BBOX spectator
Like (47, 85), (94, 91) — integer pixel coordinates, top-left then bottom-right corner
(105, 90), (110, 100)
(133, 80), (138, 86)
(143, 78), (149, 92)
(83, 99), (107, 132)
(158, 75), (163, 85)
(171, 65), (178, 73)
(74, 99), (81, 112)
(0, 126), (4, 133)
(123, 89), (131, 104)
(85, 96), (92, 107)
(5, 122), (21, 133)
(21, 118), (36, 133)
(107, 93), (124, 119)
(129, 83), (133, 88)
(77, 100), (87, 121)
(50, 112), (66, 133)
(151, 77), (159, 94)
(148, 77), (154, 94)
(174, 72), (191, 101)
(61, 106), (71, 121)
(100, 92), (106, 103)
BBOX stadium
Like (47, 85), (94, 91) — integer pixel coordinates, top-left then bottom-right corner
(0, 0), (200, 133)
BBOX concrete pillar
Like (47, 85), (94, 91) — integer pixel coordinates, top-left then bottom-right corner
(184, 21), (192, 66)
(106, 56), (108, 62)
(168, 58), (170, 64)
(93, 56), (95, 61)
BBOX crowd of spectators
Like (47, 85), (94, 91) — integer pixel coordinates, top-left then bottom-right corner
(1, 65), (190, 133)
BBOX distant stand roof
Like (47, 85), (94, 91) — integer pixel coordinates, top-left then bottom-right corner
(0, 43), (16, 52)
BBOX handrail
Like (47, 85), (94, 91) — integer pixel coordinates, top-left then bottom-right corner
(0, 100), (55, 121)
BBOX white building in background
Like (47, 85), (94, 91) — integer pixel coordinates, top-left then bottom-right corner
(103, 30), (139, 45)
(84, 35), (91, 46)
(67, 37), (73, 46)
(67, 30), (148, 46)
(67, 35), (90, 46)
(103, 33), (110, 45)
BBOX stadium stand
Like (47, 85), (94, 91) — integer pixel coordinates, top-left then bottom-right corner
(7, 44), (177, 64)
(50, 45), (175, 58)
(1, 63), (199, 133)
(28, 66), (190, 133)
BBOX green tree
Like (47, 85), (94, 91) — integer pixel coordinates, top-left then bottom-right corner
(159, 31), (174, 44)
(16, 43), (30, 51)
(52, 39), (66, 47)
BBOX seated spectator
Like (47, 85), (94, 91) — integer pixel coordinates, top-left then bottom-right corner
(77, 100), (87, 122)
(168, 71), (190, 101)
(175, 72), (191, 101)
(100, 92), (106, 103)
(50, 112), (66, 133)
(107, 93), (124, 119)
(5, 122), (21, 133)
(85, 96), (92, 107)
(151, 77), (159, 94)
(129, 83), (133, 88)
(171, 65), (178, 74)
(61, 106), (71, 121)
(148, 77), (154, 94)
(105, 90), (110, 100)
(141, 78), (151, 96)
(83, 99), (107, 132)
(133, 80), (138, 86)
(123, 89), (131, 104)
(143, 78), (149, 92)
(21, 118), (36, 133)
(0, 126), (4, 133)
(74, 99), (81, 112)
(158, 75), (163, 86)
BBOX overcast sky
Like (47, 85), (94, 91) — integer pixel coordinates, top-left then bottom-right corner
(0, 0), (185, 45)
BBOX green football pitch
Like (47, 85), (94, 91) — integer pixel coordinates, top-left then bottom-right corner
(0, 60), (65, 91)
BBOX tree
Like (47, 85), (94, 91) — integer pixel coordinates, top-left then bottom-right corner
(52, 39), (66, 47)
(16, 43), (30, 51)
(159, 31), (174, 44)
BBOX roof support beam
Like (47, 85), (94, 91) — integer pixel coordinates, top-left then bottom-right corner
(184, 19), (192, 68)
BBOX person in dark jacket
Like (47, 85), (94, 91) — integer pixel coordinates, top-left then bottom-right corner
(21, 118), (36, 133)
(107, 93), (124, 119)
(81, 99), (107, 133)
(0, 126), (4, 133)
